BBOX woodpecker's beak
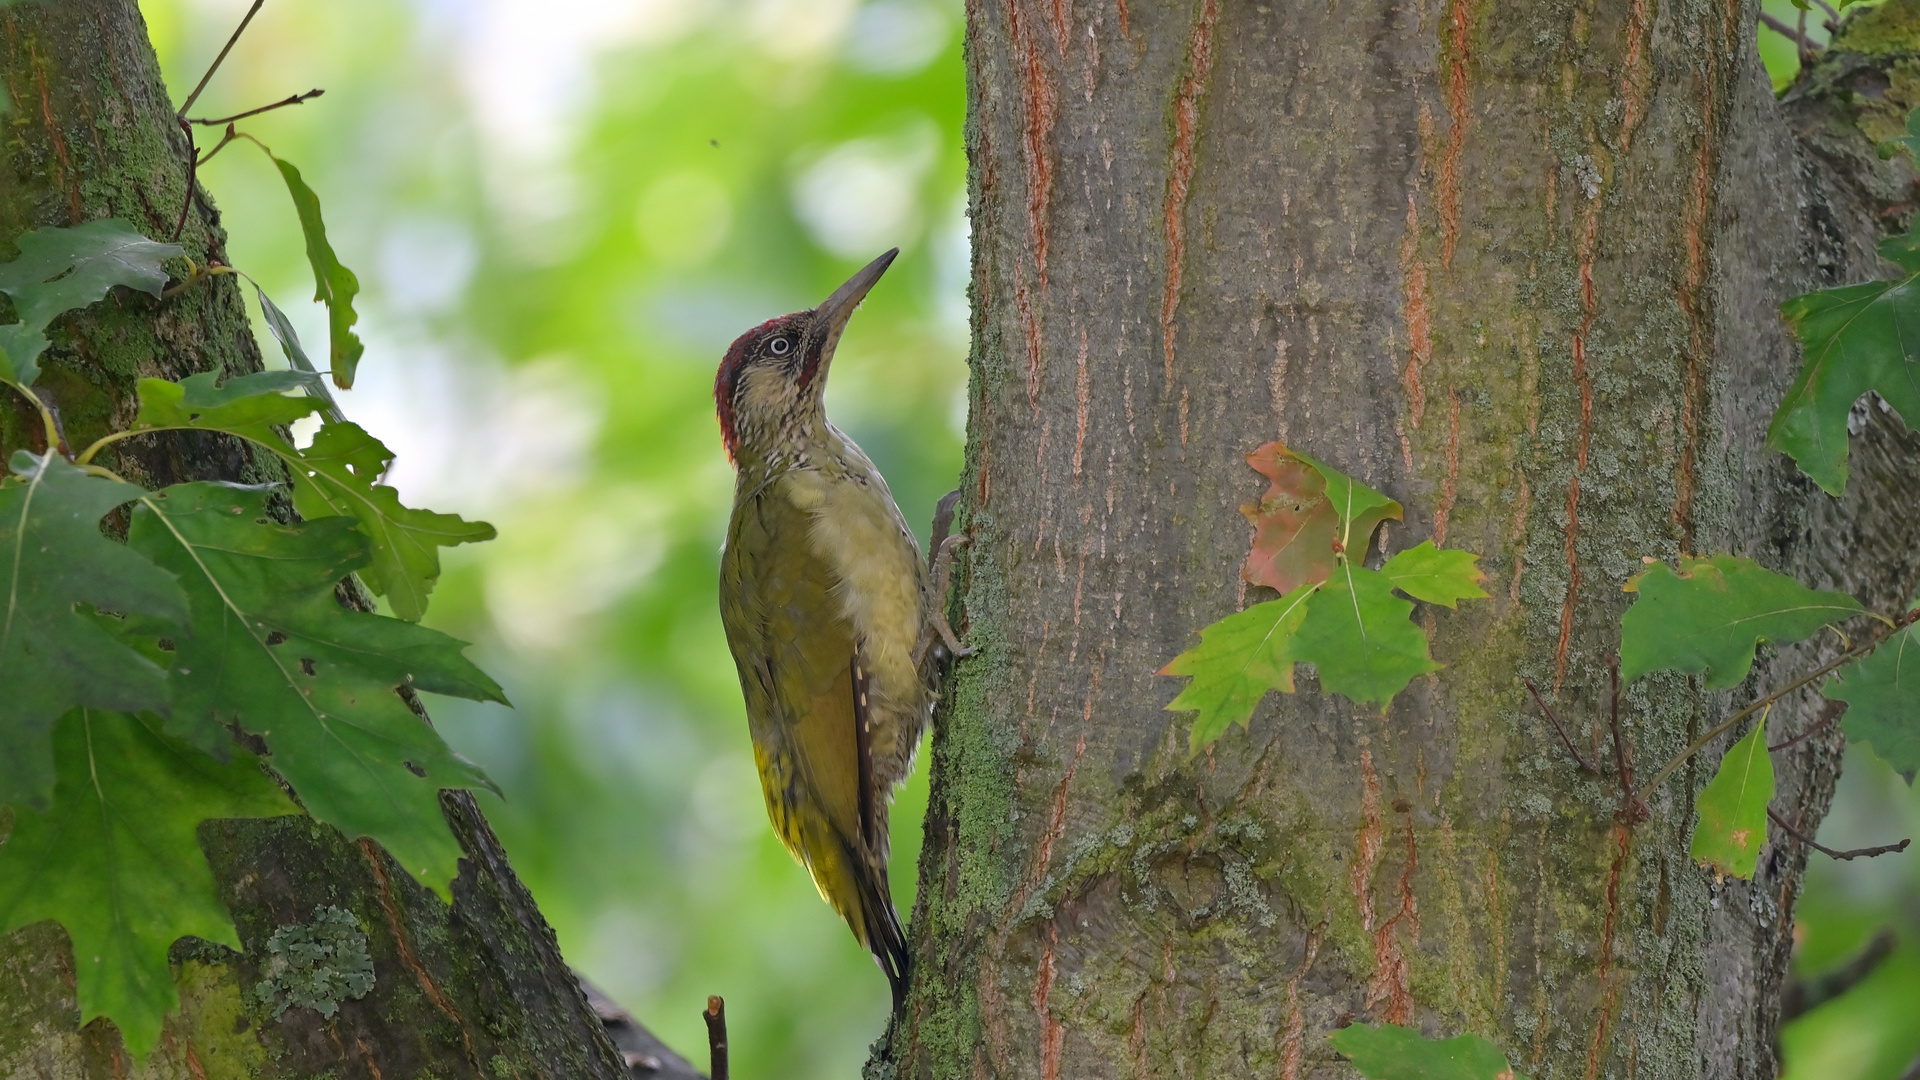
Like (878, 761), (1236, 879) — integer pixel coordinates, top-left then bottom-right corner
(811, 248), (898, 374)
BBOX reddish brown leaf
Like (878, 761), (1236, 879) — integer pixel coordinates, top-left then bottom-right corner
(1240, 442), (1341, 593)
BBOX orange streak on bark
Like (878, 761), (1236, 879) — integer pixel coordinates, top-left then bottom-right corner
(1035, 923), (1064, 1080)
(1555, 474), (1581, 690)
(1368, 810), (1420, 1024)
(1073, 326), (1090, 479)
(1160, 0), (1219, 384)
(1401, 195), (1434, 428)
(1352, 750), (1384, 935)
(1508, 470), (1530, 601)
(1009, 0), (1057, 293)
(359, 838), (485, 1077)
(1116, 0), (1131, 37)
(1433, 389), (1462, 544)
(1615, 0), (1652, 154)
(1004, 0), (1056, 412)
(1584, 823), (1633, 1080)
(1018, 273), (1044, 411)
(1439, 0), (1473, 268)
(1277, 928), (1324, 1080)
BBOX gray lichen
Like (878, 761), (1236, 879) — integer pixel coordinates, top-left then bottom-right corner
(252, 906), (376, 1019)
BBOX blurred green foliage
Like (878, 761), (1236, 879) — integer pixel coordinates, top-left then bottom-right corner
(137, 1), (1920, 1076)
(142, 0), (963, 1073)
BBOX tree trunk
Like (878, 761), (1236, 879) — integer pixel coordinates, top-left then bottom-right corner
(885, 0), (1920, 1078)
(0, 5), (686, 1077)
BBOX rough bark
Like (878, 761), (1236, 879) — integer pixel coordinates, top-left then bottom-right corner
(882, 1), (1920, 1079)
(0, 4), (671, 1077)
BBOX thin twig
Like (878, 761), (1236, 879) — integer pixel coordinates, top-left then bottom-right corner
(703, 996), (729, 1080)
(1768, 807), (1910, 861)
(1635, 611), (1918, 806)
(1770, 700), (1845, 753)
(1608, 658), (1645, 821)
(177, 0), (267, 119)
(1758, 11), (1801, 40)
(172, 119), (199, 242)
(190, 88), (323, 127)
(1524, 678), (1600, 773)
(1810, 0), (1841, 26)
(1798, 7), (1813, 65)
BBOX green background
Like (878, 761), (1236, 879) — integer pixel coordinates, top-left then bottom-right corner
(133, 1), (1918, 1076)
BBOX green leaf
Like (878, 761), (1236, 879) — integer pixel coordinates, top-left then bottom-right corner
(1620, 555), (1865, 689)
(1768, 224), (1920, 495)
(1689, 722), (1775, 879)
(266, 154), (364, 389)
(1381, 541), (1489, 608)
(253, 282), (345, 422)
(289, 421), (496, 622)
(0, 219), (183, 385)
(0, 452), (186, 806)
(132, 371), (325, 447)
(126, 482), (505, 895)
(129, 377), (493, 621)
(1329, 1023), (1529, 1080)
(1827, 617), (1920, 783)
(1161, 583), (1316, 751)
(0, 710), (296, 1057)
(1293, 565), (1440, 709)
(1292, 448), (1403, 556)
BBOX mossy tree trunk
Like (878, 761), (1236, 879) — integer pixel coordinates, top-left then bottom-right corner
(884, 1), (1920, 1078)
(0, 4), (679, 1077)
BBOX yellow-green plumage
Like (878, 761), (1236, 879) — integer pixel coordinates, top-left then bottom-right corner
(714, 250), (932, 1007)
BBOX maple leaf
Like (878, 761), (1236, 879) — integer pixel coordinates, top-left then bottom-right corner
(1620, 555), (1866, 689)
(1329, 1023), (1532, 1080)
(1239, 442), (1402, 593)
(1240, 443), (1341, 593)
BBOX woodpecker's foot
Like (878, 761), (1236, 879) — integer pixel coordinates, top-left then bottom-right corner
(928, 533), (974, 659)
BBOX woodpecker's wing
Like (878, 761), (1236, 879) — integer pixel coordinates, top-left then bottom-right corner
(721, 481), (871, 845)
(720, 479), (906, 998)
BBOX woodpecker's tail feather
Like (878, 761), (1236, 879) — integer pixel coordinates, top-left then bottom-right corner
(854, 858), (911, 1013)
(792, 813), (912, 1012)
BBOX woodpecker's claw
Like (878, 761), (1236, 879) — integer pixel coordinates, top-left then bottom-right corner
(914, 533), (974, 671)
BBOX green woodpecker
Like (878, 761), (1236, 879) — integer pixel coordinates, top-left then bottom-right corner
(715, 249), (966, 1009)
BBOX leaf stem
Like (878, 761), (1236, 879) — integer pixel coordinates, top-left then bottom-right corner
(73, 427), (157, 467)
(1634, 611), (1919, 805)
(2, 378), (63, 457)
(159, 262), (235, 302)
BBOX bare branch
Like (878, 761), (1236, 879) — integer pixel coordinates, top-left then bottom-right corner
(1769, 807), (1910, 861)
(1770, 700), (1845, 752)
(1524, 678), (1600, 774)
(704, 996), (729, 1080)
(190, 88), (324, 127)
(177, 0), (267, 119)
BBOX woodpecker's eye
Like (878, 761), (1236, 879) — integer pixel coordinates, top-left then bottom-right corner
(768, 335), (794, 357)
